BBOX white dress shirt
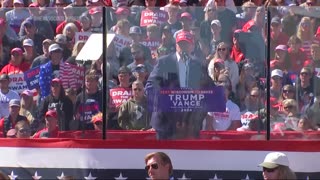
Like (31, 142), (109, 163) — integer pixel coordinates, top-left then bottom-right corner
(176, 52), (188, 88)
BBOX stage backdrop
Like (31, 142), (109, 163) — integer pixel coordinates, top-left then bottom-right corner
(0, 139), (319, 179)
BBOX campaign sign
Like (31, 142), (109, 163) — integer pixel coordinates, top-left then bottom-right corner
(24, 67), (40, 90)
(240, 111), (258, 130)
(113, 34), (131, 57)
(75, 32), (92, 43)
(140, 9), (168, 27)
(70, 64), (85, 89)
(149, 87), (226, 112)
(109, 88), (132, 112)
(9, 73), (28, 94)
(78, 99), (100, 123)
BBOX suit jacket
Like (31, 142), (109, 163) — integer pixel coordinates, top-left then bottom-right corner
(146, 53), (214, 139)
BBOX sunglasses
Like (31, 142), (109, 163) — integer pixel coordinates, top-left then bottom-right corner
(301, 22), (310, 27)
(272, 76), (282, 80)
(263, 167), (278, 173)
(250, 94), (259, 98)
(217, 48), (226, 52)
(300, 72), (309, 76)
(145, 163), (158, 171)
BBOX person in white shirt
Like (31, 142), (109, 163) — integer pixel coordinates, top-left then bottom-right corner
(0, 74), (20, 119)
(204, 74), (241, 131)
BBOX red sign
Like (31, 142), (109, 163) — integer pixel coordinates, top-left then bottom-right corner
(109, 88), (132, 111)
(140, 9), (168, 27)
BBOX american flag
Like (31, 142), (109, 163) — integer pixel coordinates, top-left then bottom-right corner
(0, 138), (318, 179)
(39, 61), (53, 99)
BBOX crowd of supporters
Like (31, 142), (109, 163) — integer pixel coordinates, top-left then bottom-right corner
(0, 0), (320, 139)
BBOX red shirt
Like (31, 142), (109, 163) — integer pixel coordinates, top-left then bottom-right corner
(288, 47), (307, 74)
(0, 62), (30, 74)
(33, 127), (59, 138)
(242, 20), (255, 32)
(230, 45), (245, 63)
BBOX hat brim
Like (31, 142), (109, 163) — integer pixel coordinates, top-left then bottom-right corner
(10, 104), (20, 107)
(23, 44), (33, 47)
(50, 48), (63, 52)
(259, 162), (279, 169)
(177, 39), (192, 44)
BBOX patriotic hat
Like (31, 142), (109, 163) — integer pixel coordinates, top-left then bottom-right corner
(176, 31), (194, 44)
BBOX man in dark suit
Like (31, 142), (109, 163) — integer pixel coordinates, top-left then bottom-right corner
(146, 31), (214, 140)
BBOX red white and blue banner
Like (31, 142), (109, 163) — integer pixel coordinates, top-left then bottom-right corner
(0, 139), (319, 179)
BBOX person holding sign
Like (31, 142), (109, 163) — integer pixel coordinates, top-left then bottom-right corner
(146, 31), (215, 139)
(204, 74), (241, 131)
(118, 81), (151, 130)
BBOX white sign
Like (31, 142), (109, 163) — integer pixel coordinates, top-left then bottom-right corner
(9, 73), (28, 94)
(75, 32), (92, 43)
(113, 34), (131, 57)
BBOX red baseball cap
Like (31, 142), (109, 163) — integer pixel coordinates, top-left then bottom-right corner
(45, 110), (58, 119)
(114, 7), (130, 15)
(180, 12), (192, 20)
(89, 7), (102, 15)
(29, 2), (39, 7)
(176, 31), (194, 44)
(51, 78), (62, 84)
(11, 48), (23, 55)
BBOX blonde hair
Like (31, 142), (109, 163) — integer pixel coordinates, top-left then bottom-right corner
(242, 1), (255, 10)
(91, 112), (102, 123)
(277, 165), (297, 180)
(282, 98), (297, 107)
(14, 120), (30, 132)
(72, 40), (85, 56)
(214, 42), (230, 60)
(296, 17), (314, 42)
(62, 22), (78, 37)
